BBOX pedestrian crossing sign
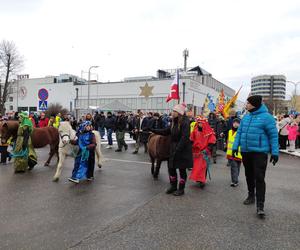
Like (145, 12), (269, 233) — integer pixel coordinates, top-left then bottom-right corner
(39, 100), (48, 111)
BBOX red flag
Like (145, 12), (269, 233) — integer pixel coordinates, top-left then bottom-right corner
(166, 70), (180, 102)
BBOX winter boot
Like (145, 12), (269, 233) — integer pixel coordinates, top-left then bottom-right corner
(243, 193), (255, 205)
(256, 202), (265, 219)
(173, 179), (185, 196)
(166, 176), (177, 194)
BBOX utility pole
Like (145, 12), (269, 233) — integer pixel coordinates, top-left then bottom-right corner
(183, 49), (189, 72)
(87, 66), (99, 112)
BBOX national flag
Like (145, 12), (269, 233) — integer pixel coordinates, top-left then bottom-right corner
(223, 86), (242, 119)
(166, 70), (180, 102)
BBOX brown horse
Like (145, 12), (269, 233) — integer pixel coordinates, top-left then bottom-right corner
(0, 121), (59, 166)
(148, 134), (171, 179)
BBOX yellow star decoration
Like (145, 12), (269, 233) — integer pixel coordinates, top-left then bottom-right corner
(139, 82), (154, 100)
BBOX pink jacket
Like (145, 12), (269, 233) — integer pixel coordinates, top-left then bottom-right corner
(287, 125), (298, 140)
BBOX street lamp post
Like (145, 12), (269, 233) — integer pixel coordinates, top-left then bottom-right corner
(87, 65), (99, 111)
(286, 80), (300, 110)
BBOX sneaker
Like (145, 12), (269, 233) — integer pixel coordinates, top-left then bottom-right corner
(243, 195), (255, 205)
(106, 145), (112, 149)
(230, 182), (235, 187)
(257, 208), (265, 219)
(132, 151), (138, 154)
(68, 178), (79, 184)
(124, 145), (128, 151)
(231, 182), (239, 187)
(87, 177), (94, 181)
(115, 149), (122, 152)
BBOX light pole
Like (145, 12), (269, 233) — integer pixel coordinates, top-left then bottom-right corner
(87, 65), (99, 111)
(286, 80), (300, 110)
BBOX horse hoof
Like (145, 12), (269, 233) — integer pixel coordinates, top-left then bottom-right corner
(44, 163), (50, 167)
(52, 177), (59, 182)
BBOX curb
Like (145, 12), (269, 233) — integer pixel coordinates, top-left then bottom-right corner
(280, 150), (300, 158)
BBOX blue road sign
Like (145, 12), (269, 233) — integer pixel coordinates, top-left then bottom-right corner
(39, 100), (48, 111)
(38, 88), (49, 101)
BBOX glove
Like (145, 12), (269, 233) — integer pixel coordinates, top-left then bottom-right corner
(270, 155), (279, 166)
(232, 150), (238, 157)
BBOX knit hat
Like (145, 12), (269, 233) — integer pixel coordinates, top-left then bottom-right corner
(247, 95), (262, 108)
(173, 103), (186, 115)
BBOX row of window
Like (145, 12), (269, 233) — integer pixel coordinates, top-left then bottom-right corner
(76, 97), (176, 110)
(252, 83), (286, 87)
(252, 78), (286, 83)
(252, 87), (286, 91)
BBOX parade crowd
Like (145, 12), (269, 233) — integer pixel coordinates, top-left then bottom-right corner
(1, 95), (300, 219)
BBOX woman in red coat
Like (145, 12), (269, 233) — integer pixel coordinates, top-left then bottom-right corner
(189, 116), (216, 188)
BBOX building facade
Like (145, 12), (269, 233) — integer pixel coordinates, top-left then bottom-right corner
(251, 75), (286, 100)
(6, 66), (241, 118)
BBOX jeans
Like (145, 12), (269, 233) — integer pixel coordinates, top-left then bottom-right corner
(98, 127), (105, 139)
(242, 152), (268, 204)
(107, 128), (113, 146)
(229, 159), (241, 184)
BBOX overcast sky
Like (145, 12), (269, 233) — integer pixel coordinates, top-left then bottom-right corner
(1, 0), (300, 100)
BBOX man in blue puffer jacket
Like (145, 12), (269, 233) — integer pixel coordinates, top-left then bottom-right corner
(232, 95), (279, 219)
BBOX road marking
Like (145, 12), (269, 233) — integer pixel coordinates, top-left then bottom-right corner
(105, 158), (151, 165)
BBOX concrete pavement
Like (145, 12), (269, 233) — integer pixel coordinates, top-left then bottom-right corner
(0, 145), (299, 250)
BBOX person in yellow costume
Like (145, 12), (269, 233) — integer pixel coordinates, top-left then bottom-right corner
(226, 118), (242, 187)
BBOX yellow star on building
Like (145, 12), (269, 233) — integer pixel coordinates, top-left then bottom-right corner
(139, 82), (154, 99)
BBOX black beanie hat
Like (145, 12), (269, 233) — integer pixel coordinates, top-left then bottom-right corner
(247, 95), (262, 108)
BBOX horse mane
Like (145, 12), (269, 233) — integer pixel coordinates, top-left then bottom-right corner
(59, 121), (76, 139)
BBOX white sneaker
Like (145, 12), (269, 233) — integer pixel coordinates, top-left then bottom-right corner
(106, 145), (112, 149)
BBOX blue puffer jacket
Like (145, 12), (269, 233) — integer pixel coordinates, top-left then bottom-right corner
(232, 104), (279, 155)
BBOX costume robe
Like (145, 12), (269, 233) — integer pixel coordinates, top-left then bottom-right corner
(189, 126), (216, 183)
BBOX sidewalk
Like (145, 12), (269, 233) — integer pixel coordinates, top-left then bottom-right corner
(280, 148), (300, 158)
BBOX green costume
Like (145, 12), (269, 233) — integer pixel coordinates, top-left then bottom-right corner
(13, 112), (37, 173)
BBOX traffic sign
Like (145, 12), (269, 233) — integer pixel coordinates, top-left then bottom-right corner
(39, 100), (48, 111)
(38, 88), (49, 101)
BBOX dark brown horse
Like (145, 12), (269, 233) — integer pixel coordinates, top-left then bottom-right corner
(148, 134), (171, 179)
(0, 121), (59, 166)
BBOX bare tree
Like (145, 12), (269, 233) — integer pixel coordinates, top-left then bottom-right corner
(45, 103), (68, 117)
(0, 40), (23, 115)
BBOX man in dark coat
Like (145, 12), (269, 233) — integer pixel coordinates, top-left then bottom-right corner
(149, 113), (163, 130)
(151, 104), (193, 196)
(104, 112), (115, 149)
(115, 111), (128, 152)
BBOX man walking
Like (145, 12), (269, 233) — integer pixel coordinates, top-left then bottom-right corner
(115, 111), (128, 152)
(104, 111), (115, 149)
(232, 95), (279, 218)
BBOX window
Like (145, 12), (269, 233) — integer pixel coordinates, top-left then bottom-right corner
(9, 96), (13, 102)
(29, 107), (37, 112)
(10, 105), (13, 111)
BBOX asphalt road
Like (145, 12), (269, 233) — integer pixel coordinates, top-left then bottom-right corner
(0, 144), (299, 250)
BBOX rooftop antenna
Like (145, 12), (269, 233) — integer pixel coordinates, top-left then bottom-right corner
(183, 48), (189, 72)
